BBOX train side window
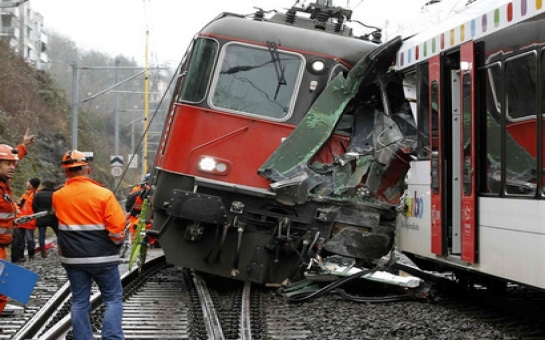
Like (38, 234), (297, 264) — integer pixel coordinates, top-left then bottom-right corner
(504, 53), (537, 196)
(210, 43), (303, 120)
(462, 72), (473, 196)
(178, 38), (219, 103)
(481, 64), (501, 195)
(416, 63), (430, 158)
(430, 81), (440, 194)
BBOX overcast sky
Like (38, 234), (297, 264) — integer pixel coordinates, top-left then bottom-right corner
(30, 0), (443, 67)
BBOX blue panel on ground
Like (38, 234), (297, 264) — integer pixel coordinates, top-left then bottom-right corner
(0, 259), (39, 304)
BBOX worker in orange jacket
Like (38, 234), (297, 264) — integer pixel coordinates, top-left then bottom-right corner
(125, 174), (154, 245)
(52, 150), (125, 339)
(12, 177), (40, 263)
(0, 129), (36, 317)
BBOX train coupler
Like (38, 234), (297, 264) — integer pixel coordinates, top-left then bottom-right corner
(183, 223), (204, 242)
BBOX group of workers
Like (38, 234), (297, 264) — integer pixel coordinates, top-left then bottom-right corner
(11, 177), (59, 263)
(0, 130), (151, 339)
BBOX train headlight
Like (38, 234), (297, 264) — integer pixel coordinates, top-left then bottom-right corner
(311, 60), (325, 72)
(198, 156), (231, 176)
(199, 156), (216, 171)
(307, 58), (327, 75)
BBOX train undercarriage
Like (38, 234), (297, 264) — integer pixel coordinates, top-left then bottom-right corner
(151, 170), (400, 284)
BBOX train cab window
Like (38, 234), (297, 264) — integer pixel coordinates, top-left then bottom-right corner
(210, 43), (303, 120)
(178, 38), (219, 103)
(504, 53), (537, 196)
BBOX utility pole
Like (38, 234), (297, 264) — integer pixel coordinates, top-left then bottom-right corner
(114, 58), (120, 156)
(71, 61), (79, 149)
(143, 26), (150, 177)
(114, 58), (120, 190)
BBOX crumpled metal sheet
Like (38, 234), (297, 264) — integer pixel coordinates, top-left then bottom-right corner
(258, 36), (406, 206)
(323, 227), (391, 260)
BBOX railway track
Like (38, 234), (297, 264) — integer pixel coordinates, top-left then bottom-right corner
(5, 250), (545, 339)
(12, 254), (259, 340)
(0, 255), (67, 339)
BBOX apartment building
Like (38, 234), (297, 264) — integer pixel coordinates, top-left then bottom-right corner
(0, 0), (47, 70)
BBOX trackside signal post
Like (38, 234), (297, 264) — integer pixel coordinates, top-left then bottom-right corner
(110, 155), (123, 186)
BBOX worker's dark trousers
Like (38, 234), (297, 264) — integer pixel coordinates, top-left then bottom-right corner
(11, 230), (24, 262)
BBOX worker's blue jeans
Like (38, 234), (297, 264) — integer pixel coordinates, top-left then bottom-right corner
(66, 265), (124, 340)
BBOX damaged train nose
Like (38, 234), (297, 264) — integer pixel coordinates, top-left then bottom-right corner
(258, 36), (412, 265)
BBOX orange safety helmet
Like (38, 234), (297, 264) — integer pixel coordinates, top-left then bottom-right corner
(60, 150), (88, 169)
(0, 144), (19, 161)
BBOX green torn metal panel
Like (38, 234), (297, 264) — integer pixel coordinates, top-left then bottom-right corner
(258, 36), (403, 181)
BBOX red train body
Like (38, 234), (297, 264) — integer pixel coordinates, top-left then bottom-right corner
(149, 2), (413, 285)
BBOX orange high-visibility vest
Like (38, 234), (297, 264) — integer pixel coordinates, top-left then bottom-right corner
(52, 176), (126, 267)
(0, 144), (28, 246)
(17, 188), (37, 230)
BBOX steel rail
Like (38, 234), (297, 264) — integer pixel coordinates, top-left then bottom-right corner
(12, 280), (71, 340)
(193, 272), (225, 340)
(240, 281), (253, 340)
(18, 255), (166, 340)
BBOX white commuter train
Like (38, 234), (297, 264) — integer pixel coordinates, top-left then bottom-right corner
(396, 0), (545, 290)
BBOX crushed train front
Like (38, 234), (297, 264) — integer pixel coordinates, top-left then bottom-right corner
(149, 4), (415, 284)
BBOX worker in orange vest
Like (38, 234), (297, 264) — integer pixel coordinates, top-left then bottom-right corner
(12, 177), (40, 263)
(0, 129), (36, 317)
(125, 174), (155, 246)
(52, 149), (125, 339)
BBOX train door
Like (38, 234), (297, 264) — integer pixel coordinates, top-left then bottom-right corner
(429, 42), (477, 263)
(450, 64), (462, 255)
(459, 42), (476, 263)
(429, 55), (443, 255)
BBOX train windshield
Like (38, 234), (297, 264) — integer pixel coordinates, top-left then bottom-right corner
(210, 43), (303, 120)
